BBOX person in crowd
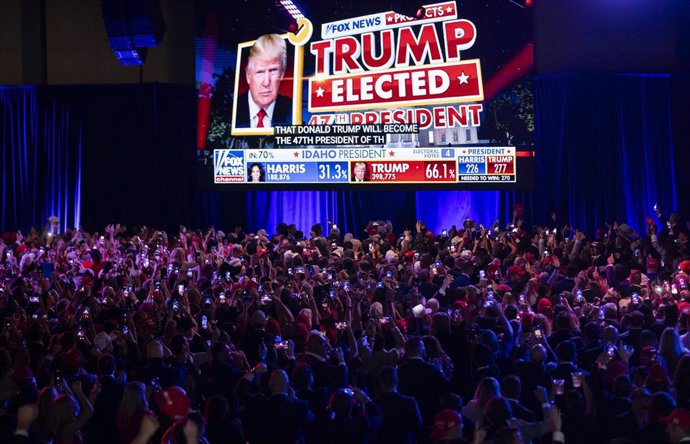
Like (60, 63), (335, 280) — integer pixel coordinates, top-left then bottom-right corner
(84, 354), (125, 444)
(398, 337), (451, 427)
(462, 376), (500, 428)
(116, 382), (150, 444)
(500, 375), (535, 422)
(3, 207), (690, 443)
(661, 408), (690, 444)
(675, 355), (690, 409)
(430, 409), (465, 443)
(35, 386), (58, 444)
(204, 394), (244, 444)
(236, 368), (314, 443)
(373, 366), (422, 444)
(660, 327), (688, 376)
(317, 386), (381, 444)
(49, 381), (94, 444)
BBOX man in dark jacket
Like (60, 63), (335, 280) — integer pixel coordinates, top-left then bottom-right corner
(543, 341), (588, 394)
(200, 342), (245, 402)
(299, 332), (348, 390)
(398, 337), (451, 427)
(238, 368), (314, 444)
(501, 375), (535, 422)
(84, 354), (125, 444)
(374, 366), (422, 444)
(318, 387), (382, 444)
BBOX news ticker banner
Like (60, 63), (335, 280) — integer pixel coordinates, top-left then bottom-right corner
(274, 123), (418, 146)
(214, 146), (517, 184)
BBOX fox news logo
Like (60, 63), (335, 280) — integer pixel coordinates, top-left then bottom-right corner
(322, 14), (383, 39)
(214, 150), (245, 183)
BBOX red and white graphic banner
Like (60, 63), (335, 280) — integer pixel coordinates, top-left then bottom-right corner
(321, 1), (458, 39)
(309, 59), (483, 112)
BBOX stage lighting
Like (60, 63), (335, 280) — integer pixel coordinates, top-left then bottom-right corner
(277, 0), (305, 20)
(506, 0), (527, 9)
(101, 0), (166, 66)
(273, 0), (306, 34)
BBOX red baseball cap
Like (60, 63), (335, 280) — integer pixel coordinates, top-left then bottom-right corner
(660, 408), (690, 428)
(514, 203), (523, 217)
(537, 298), (553, 313)
(646, 257), (659, 273)
(678, 301), (690, 314)
(452, 300), (467, 313)
(496, 284), (512, 293)
(680, 260), (690, 276)
(430, 409), (462, 440)
(156, 386), (190, 421)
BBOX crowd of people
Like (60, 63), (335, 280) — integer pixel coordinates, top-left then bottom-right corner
(2, 207), (690, 444)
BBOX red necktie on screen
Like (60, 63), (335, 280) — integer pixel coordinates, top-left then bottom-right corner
(256, 109), (267, 128)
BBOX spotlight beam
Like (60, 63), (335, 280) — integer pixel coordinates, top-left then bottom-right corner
(506, 0), (526, 9)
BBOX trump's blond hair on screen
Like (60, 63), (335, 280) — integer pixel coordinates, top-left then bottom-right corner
(247, 34), (287, 75)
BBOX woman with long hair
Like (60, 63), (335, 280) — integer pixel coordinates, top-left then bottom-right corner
(116, 382), (150, 444)
(205, 395), (244, 444)
(461, 376), (501, 426)
(247, 164), (265, 183)
(48, 381), (94, 444)
(660, 327), (687, 376)
(674, 354), (690, 409)
(422, 335), (454, 379)
(35, 386), (58, 443)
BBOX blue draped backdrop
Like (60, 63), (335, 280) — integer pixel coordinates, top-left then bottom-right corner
(533, 73), (679, 235)
(243, 73), (680, 236)
(1, 84), (196, 233)
(0, 73), (684, 235)
(1, 87), (82, 232)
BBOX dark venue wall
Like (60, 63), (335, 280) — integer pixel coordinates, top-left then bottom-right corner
(1, 0), (689, 235)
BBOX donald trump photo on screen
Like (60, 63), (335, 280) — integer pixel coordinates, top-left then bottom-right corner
(234, 34), (293, 130)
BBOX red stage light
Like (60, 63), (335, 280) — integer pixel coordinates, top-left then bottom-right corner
(483, 43), (534, 101)
(395, 2), (426, 19)
(196, 12), (218, 150)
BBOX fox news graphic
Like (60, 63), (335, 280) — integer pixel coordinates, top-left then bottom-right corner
(214, 145), (514, 185)
(196, 0), (535, 189)
(230, 33), (301, 136)
(214, 150), (246, 183)
(457, 147), (516, 182)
